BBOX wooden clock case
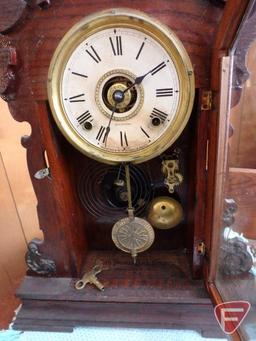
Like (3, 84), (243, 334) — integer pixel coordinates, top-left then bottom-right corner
(0, 0), (252, 338)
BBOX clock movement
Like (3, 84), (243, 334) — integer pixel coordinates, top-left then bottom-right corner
(1, 0), (255, 339)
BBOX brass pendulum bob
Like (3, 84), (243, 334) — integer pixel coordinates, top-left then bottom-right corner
(111, 164), (155, 263)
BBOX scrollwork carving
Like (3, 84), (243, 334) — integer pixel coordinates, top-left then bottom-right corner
(0, 35), (17, 101)
(220, 198), (254, 276)
(25, 238), (56, 276)
(25, 0), (51, 9)
(220, 237), (253, 276)
(222, 198), (238, 227)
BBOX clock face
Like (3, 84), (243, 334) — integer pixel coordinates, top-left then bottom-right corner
(61, 27), (180, 154)
(48, 9), (194, 164)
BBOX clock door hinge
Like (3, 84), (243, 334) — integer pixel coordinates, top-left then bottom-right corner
(201, 90), (212, 111)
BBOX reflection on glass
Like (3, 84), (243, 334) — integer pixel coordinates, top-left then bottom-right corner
(215, 2), (256, 339)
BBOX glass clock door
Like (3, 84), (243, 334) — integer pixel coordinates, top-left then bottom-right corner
(208, 1), (256, 339)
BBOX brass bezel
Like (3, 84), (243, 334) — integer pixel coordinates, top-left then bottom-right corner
(47, 8), (195, 164)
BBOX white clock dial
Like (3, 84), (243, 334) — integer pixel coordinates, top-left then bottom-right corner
(48, 9), (194, 164)
(61, 27), (180, 153)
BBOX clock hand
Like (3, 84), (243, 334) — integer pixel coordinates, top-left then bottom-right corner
(123, 72), (150, 94)
(104, 102), (117, 146)
(104, 89), (125, 146)
(104, 63), (159, 146)
(123, 61), (166, 93)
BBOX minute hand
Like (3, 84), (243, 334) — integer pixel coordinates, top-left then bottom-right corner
(123, 61), (166, 94)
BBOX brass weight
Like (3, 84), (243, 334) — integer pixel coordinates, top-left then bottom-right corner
(147, 196), (183, 230)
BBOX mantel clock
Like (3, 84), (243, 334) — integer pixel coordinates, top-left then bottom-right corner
(0, 0), (255, 339)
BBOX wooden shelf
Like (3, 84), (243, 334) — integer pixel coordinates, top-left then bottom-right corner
(17, 250), (209, 304)
(12, 250), (223, 337)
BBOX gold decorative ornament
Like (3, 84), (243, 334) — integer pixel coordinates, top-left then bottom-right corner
(47, 8), (195, 165)
(162, 159), (183, 193)
(147, 196), (183, 229)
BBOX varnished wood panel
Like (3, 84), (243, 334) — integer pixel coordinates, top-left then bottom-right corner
(17, 250), (209, 303)
(6, 0), (223, 101)
(13, 299), (224, 337)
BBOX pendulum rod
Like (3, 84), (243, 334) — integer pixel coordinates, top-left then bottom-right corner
(124, 163), (134, 219)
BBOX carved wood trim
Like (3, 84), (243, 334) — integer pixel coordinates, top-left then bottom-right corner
(0, 1), (27, 34)
(0, 35), (17, 101)
(26, 238), (56, 276)
(25, 0), (51, 9)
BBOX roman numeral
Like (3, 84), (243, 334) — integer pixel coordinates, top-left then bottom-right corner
(77, 110), (92, 125)
(66, 93), (85, 103)
(140, 127), (150, 138)
(150, 108), (168, 122)
(86, 46), (101, 63)
(156, 88), (173, 97)
(136, 41), (145, 60)
(71, 71), (88, 78)
(109, 36), (122, 56)
(96, 126), (106, 142)
(120, 131), (128, 147)
(150, 62), (166, 76)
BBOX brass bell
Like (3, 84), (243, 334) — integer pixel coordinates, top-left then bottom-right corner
(147, 196), (183, 229)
